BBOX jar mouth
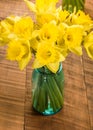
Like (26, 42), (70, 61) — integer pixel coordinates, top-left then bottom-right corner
(35, 63), (62, 75)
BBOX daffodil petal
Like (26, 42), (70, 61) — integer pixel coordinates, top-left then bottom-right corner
(24, 0), (37, 12)
(18, 52), (31, 70)
(33, 59), (45, 69)
(69, 46), (82, 56)
(47, 62), (59, 73)
(85, 46), (93, 59)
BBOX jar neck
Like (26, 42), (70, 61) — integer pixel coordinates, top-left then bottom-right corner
(35, 63), (62, 75)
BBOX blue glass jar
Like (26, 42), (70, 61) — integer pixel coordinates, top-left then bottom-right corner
(32, 63), (64, 115)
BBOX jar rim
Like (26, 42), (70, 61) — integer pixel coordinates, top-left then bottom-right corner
(35, 63), (63, 75)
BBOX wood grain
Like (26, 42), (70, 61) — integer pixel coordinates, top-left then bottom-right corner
(83, 50), (93, 130)
(0, 47), (26, 130)
(0, 0), (93, 130)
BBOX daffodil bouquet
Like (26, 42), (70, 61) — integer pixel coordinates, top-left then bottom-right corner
(0, 0), (93, 72)
(0, 0), (93, 115)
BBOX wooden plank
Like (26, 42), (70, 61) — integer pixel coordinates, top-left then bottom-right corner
(84, 1), (93, 129)
(0, 0), (32, 130)
(83, 50), (93, 130)
(0, 0), (34, 20)
(0, 46), (26, 130)
(85, 0), (93, 18)
(0, 0), (34, 129)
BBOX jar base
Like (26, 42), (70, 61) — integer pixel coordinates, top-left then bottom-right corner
(33, 102), (63, 116)
(33, 107), (62, 116)
(43, 107), (62, 116)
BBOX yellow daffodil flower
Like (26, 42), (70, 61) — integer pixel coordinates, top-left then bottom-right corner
(7, 40), (31, 70)
(71, 10), (93, 31)
(33, 42), (65, 72)
(0, 20), (13, 45)
(64, 25), (83, 55)
(56, 23), (68, 57)
(24, 0), (58, 13)
(6, 15), (21, 25)
(84, 31), (93, 59)
(76, 10), (92, 25)
(59, 10), (70, 22)
(38, 21), (58, 42)
(57, 23), (67, 45)
(7, 40), (27, 61)
(36, 13), (56, 26)
(24, 0), (58, 25)
(1, 20), (13, 33)
(14, 17), (33, 40)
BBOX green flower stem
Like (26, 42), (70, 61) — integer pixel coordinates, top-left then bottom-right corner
(54, 71), (64, 97)
(32, 72), (41, 109)
(49, 77), (63, 105)
(44, 81), (57, 112)
(37, 83), (46, 112)
(79, 0), (85, 8)
(62, 0), (85, 12)
(47, 78), (62, 111)
(32, 87), (39, 108)
(45, 86), (48, 109)
(76, 0), (81, 11)
(47, 77), (62, 112)
(68, 0), (75, 11)
(33, 81), (48, 112)
(32, 70), (43, 111)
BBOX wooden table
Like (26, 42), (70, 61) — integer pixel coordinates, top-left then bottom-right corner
(0, 0), (93, 130)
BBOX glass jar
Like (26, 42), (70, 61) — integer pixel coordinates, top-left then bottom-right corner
(32, 63), (64, 115)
